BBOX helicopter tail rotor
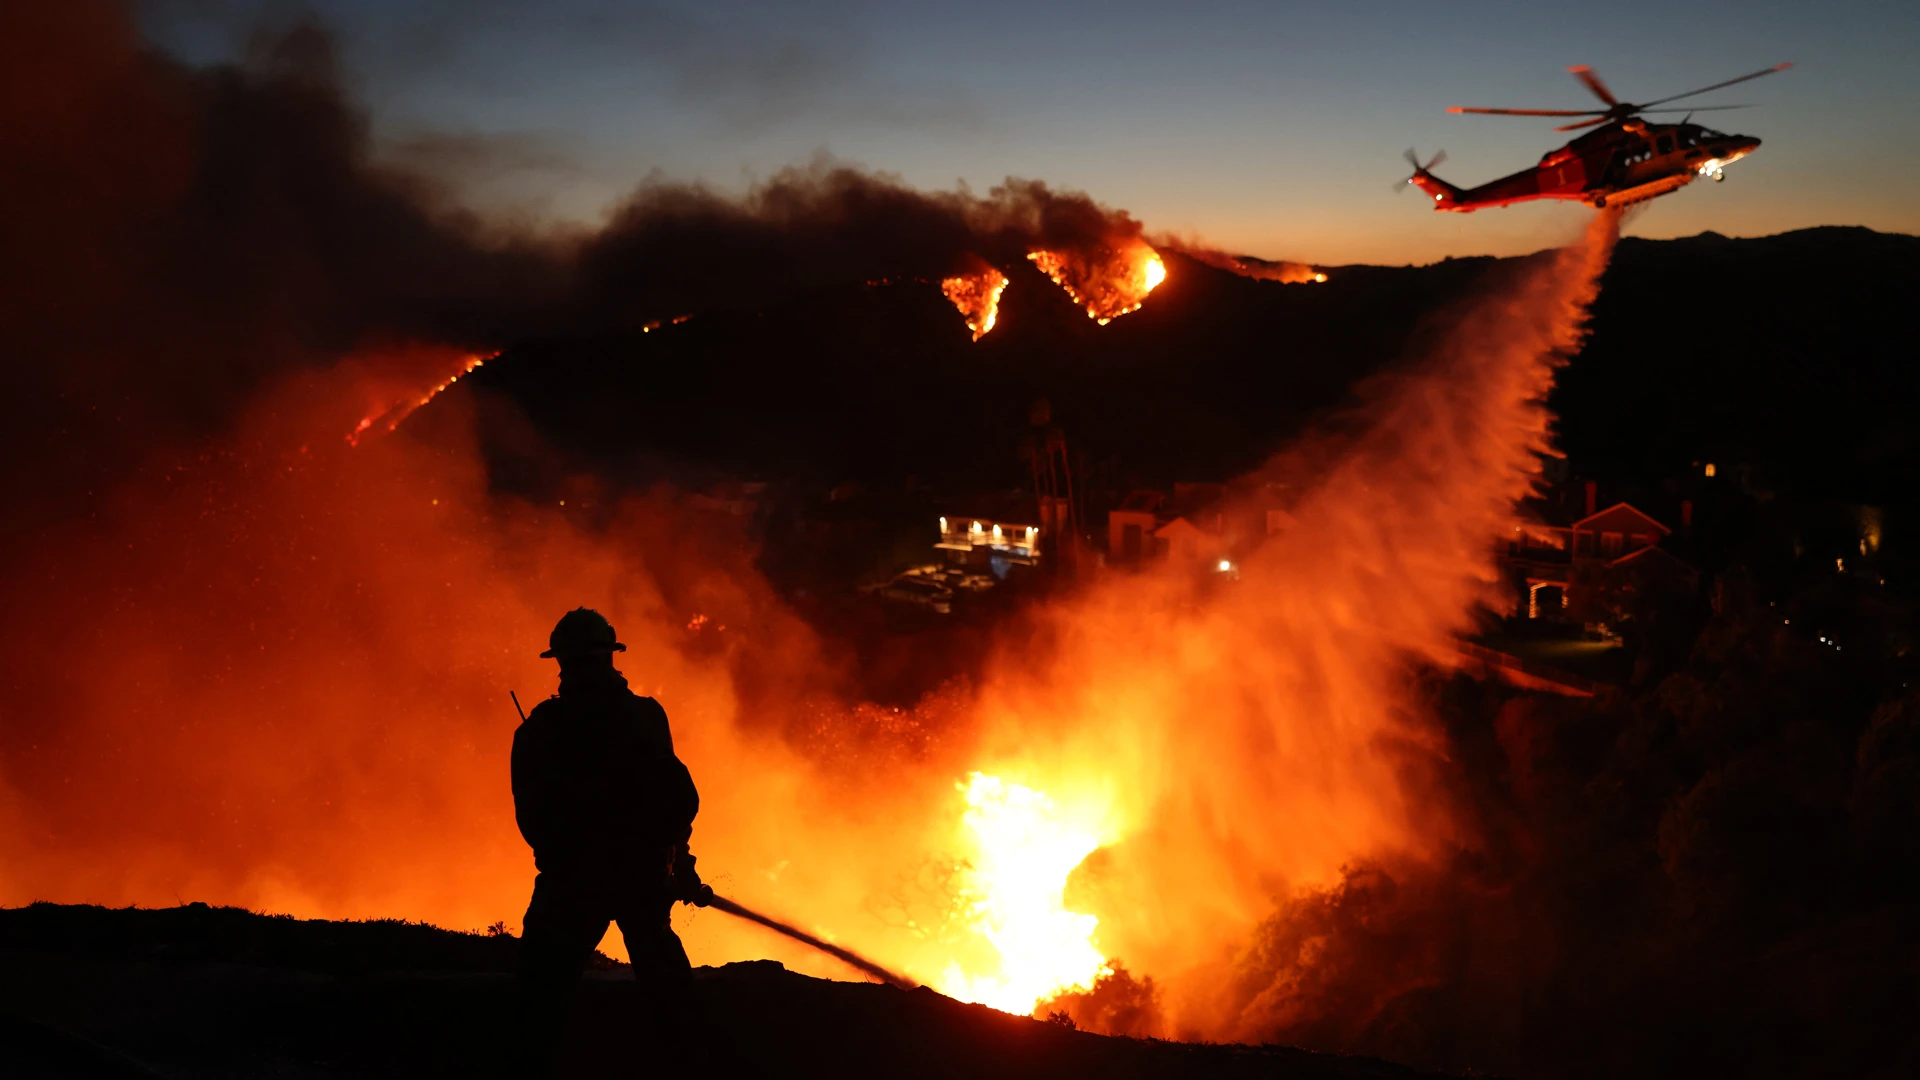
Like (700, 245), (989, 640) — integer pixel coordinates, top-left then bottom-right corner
(1394, 147), (1448, 192)
(1398, 150), (1461, 207)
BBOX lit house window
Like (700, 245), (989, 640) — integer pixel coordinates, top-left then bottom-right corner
(1704, 463), (1717, 477)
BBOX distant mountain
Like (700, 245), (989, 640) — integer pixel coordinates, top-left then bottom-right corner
(470, 227), (1918, 507)
(1561, 227), (1920, 504)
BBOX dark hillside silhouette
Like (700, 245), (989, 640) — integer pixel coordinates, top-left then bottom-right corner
(0, 902), (1461, 1079)
(471, 228), (1919, 511)
(1562, 227), (1920, 504)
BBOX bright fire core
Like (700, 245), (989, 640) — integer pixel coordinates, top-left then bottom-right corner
(1027, 242), (1166, 325)
(937, 773), (1111, 1014)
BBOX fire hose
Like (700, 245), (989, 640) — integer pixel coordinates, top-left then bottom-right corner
(698, 893), (918, 990)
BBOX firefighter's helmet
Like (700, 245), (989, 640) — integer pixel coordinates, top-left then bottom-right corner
(540, 607), (626, 658)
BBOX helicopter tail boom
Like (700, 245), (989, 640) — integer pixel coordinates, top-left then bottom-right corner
(1398, 148), (1463, 209)
(1407, 168), (1464, 209)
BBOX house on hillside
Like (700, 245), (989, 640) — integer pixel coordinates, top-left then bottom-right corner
(1500, 493), (1697, 625)
(1156, 515), (1226, 565)
(933, 495), (1044, 579)
(1107, 490), (1165, 561)
(1105, 483), (1242, 570)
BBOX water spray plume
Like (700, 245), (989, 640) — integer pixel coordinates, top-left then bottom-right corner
(943, 209), (1625, 1032)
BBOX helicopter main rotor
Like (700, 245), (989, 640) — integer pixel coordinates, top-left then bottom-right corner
(1449, 62), (1791, 131)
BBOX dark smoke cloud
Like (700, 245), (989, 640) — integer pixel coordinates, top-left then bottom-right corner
(573, 167), (1154, 328)
(0, 4), (561, 515)
(380, 129), (585, 191)
(0, 2), (1149, 520)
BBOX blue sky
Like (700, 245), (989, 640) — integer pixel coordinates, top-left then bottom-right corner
(141, 0), (1920, 264)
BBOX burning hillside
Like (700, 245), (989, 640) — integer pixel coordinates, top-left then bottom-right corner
(8, 6), (1915, 1080)
(1027, 241), (1168, 324)
(941, 267), (1009, 341)
(1169, 244), (1328, 284)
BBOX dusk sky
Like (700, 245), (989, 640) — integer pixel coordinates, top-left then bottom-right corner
(142, 0), (1919, 265)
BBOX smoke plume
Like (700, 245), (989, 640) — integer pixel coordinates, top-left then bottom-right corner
(0, 5), (561, 518)
(0, 3), (1188, 530)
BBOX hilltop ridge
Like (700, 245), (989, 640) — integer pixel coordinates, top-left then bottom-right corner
(1, 901), (1470, 1079)
(470, 226), (1919, 506)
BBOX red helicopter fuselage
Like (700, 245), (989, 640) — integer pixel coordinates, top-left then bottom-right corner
(1410, 120), (1762, 211)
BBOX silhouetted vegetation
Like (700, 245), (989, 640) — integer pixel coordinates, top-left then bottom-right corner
(1225, 574), (1920, 1079)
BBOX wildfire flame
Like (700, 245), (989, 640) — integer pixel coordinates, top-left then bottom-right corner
(937, 774), (1111, 1014)
(345, 348), (495, 445)
(641, 314), (694, 334)
(1167, 245), (1327, 285)
(940, 269), (1009, 341)
(1027, 240), (1166, 325)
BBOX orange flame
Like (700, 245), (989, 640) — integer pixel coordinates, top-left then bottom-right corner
(641, 314), (694, 334)
(936, 773), (1114, 1011)
(1169, 246), (1327, 284)
(940, 269), (1009, 341)
(1027, 240), (1166, 324)
(345, 346), (495, 445)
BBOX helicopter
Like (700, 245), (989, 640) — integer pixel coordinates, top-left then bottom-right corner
(1403, 62), (1791, 211)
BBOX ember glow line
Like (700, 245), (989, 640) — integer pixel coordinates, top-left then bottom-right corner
(346, 350), (496, 445)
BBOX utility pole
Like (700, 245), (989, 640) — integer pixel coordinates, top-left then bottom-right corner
(1022, 398), (1079, 575)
